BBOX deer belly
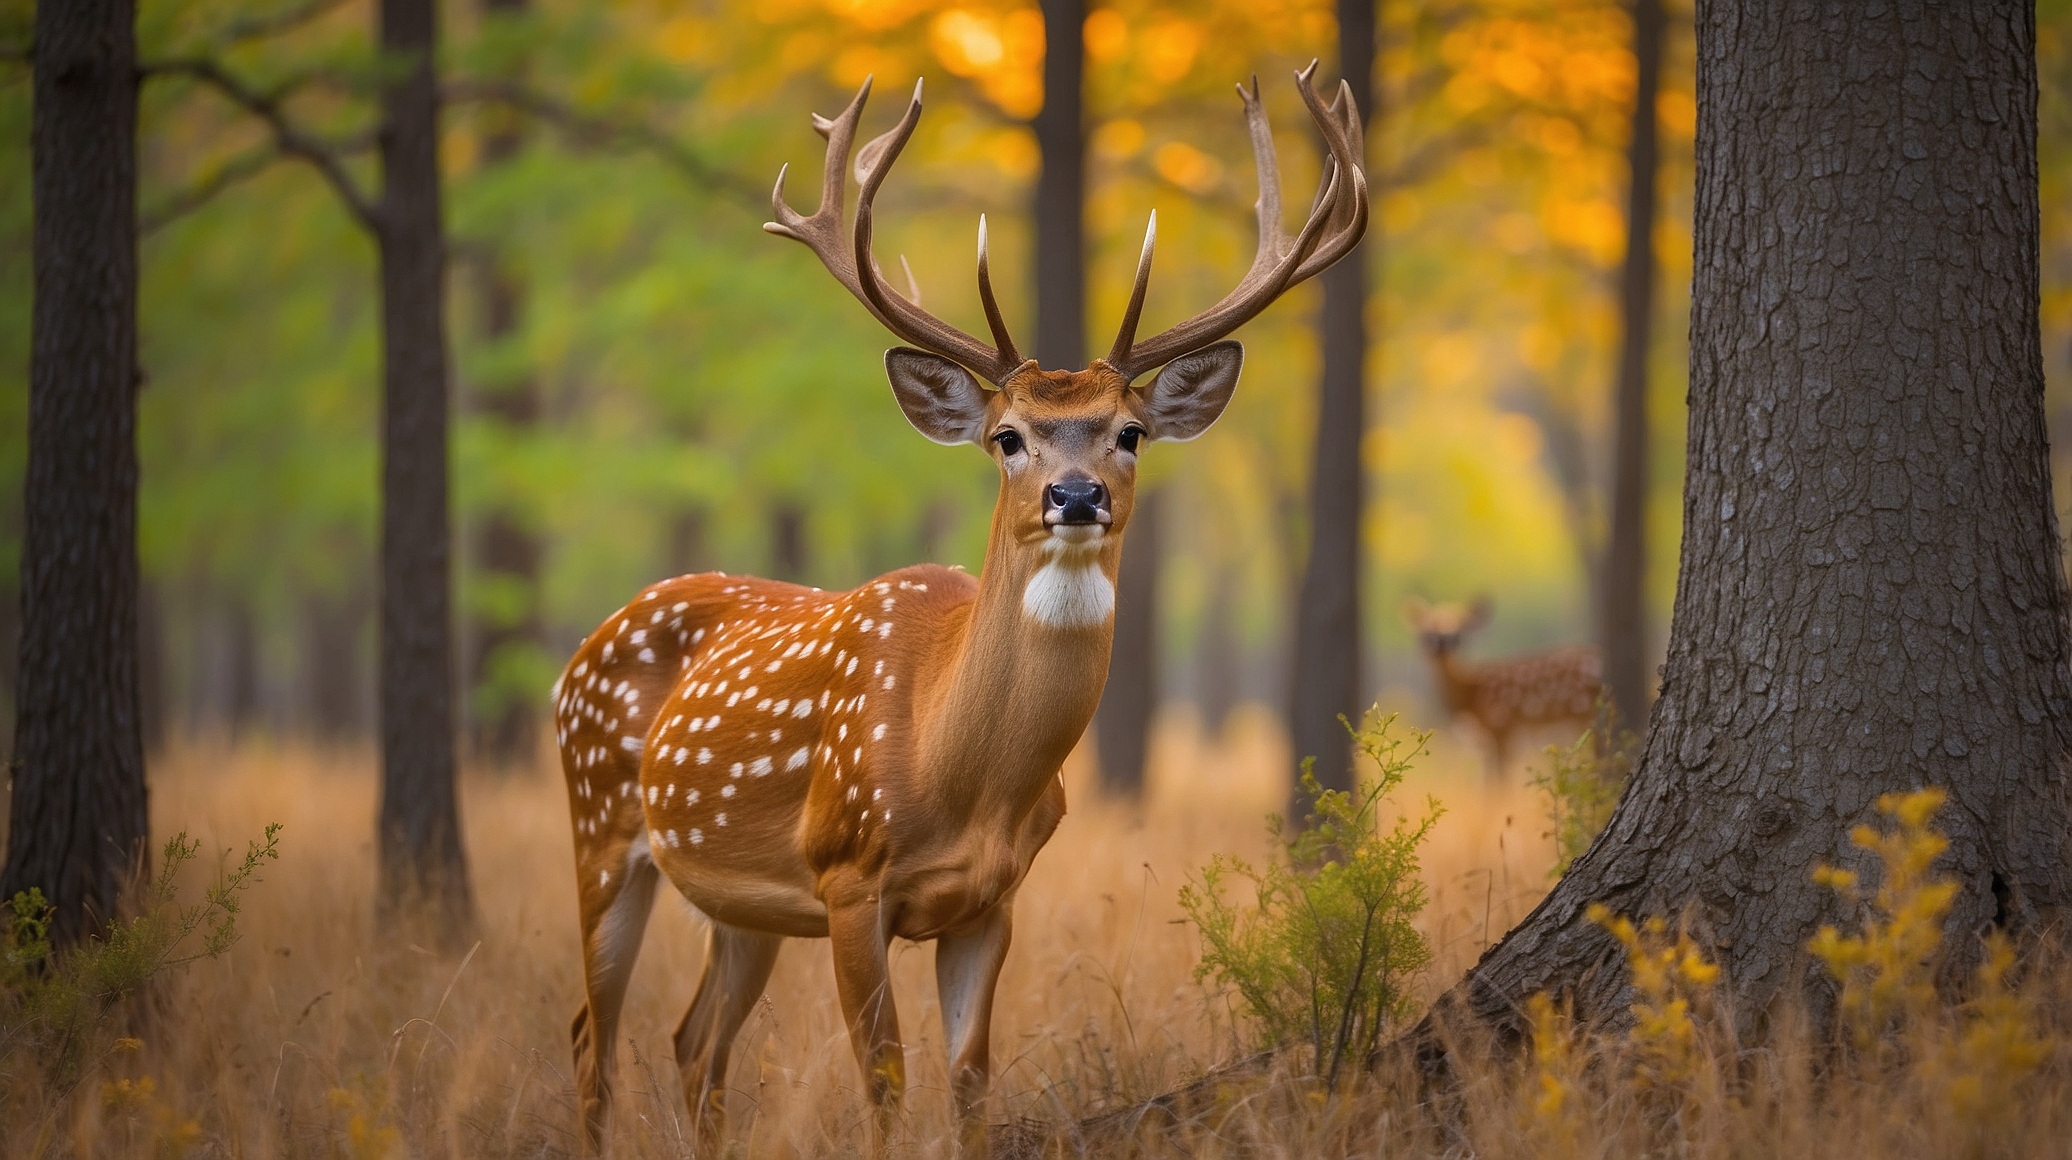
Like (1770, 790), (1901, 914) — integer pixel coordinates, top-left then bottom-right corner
(641, 796), (828, 936)
(888, 855), (1025, 940)
(671, 866), (829, 937)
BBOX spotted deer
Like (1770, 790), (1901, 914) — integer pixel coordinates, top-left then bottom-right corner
(1404, 597), (1606, 780)
(553, 69), (1367, 1151)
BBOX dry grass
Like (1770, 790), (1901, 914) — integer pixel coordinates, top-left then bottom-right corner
(7, 706), (2068, 1158)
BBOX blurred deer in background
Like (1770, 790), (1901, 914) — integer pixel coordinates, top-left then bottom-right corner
(553, 69), (1367, 1153)
(1404, 596), (1605, 781)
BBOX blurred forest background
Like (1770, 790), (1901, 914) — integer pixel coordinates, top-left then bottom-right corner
(5, 0), (2072, 772)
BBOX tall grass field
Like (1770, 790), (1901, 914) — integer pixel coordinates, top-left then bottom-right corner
(4, 709), (2068, 1157)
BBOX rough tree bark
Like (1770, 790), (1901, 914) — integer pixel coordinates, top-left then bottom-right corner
(1445, 1), (2072, 1039)
(1288, 0), (1374, 807)
(2, 0), (151, 948)
(1600, 0), (1664, 733)
(464, 0), (544, 769)
(375, 0), (472, 929)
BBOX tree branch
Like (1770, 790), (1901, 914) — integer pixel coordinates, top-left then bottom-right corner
(214, 0), (356, 46)
(443, 78), (764, 211)
(144, 56), (380, 232)
(141, 123), (376, 236)
(141, 146), (281, 236)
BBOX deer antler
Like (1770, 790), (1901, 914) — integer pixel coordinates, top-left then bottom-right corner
(1107, 64), (1370, 381)
(765, 78), (1028, 385)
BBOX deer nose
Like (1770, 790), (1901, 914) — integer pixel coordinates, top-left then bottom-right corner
(1044, 477), (1109, 526)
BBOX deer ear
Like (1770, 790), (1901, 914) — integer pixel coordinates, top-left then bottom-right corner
(1465, 595), (1494, 632)
(1136, 341), (1243, 442)
(886, 348), (992, 446)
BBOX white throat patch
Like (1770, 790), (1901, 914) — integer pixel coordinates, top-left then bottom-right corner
(1022, 533), (1114, 628)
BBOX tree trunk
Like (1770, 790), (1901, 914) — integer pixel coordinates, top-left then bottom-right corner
(667, 507), (709, 577)
(1444, 1), (2072, 1041)
(465, 0), (543, 769)
(1600, 0), (1664, 734)
(1037, 0), (1168, 797)
(1032, 0), (1083, 372)
(1197, 562), (1242, 741)
(224, 595), (260, 738)
(770, 502), (808, 583)
(374, 0), (471, 930)
(1287, 0), (1374, 808)
(1096, 488), (1161, 798)
(2, 0), (149, 948)
(304, 589), (367, 742)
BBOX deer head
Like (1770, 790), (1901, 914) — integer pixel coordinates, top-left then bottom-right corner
(764, 68), (1368, 619)
(1404, 595), (1495, 658)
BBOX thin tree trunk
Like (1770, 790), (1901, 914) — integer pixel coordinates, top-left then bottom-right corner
(1439, 1), (2072, 1042)
(1038, 0), (1156, 801)
(770, 502), (808, 583)
(304, 589), (367, 742)
(375, 0), (471, 930)
(1032, 0), (1083, 372)
(667, 508), (709, 577)
(224, 595), (260, 738)
(465, 0), (543, 768)
(1197, 562), (1242, 741)
(1, 0), (149, 948)
(1600, 0), (1664, 734)
(1096, 488), (1161, 798)
(1288, 0), (1375, 808)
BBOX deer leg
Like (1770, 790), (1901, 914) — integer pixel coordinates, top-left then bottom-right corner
(673, 922), (784, 1148)
(571, 847), (659, 1153)
(827, 895), (905, 1130)
(935, 901), (1013, 1156)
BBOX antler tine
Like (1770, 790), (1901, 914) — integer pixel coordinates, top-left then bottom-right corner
(767, 77), (1023, 382)
(1108, 66), (1370, 380)
(765, 78), (900, 332)
(1237, 75), (1290, 283)
(1288, 72), (1370, 285)
(975, 215), (1022, 366)
(850, 79), (1023, 383)
(1106, 211), (1157, 366)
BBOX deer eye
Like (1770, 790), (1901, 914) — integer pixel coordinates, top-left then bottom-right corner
(993, 429), (1025, 456)
(1117, 425), (1145, 454)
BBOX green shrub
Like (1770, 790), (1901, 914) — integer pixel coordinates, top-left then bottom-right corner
(1530, 707), (1635, 877)
(0, 824), (282, 1089)
(1179, 709), (1442, 1088)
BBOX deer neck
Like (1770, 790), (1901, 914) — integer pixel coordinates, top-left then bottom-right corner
(1429, 648), (1478, 715)
(913, 511), (1122, 815)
